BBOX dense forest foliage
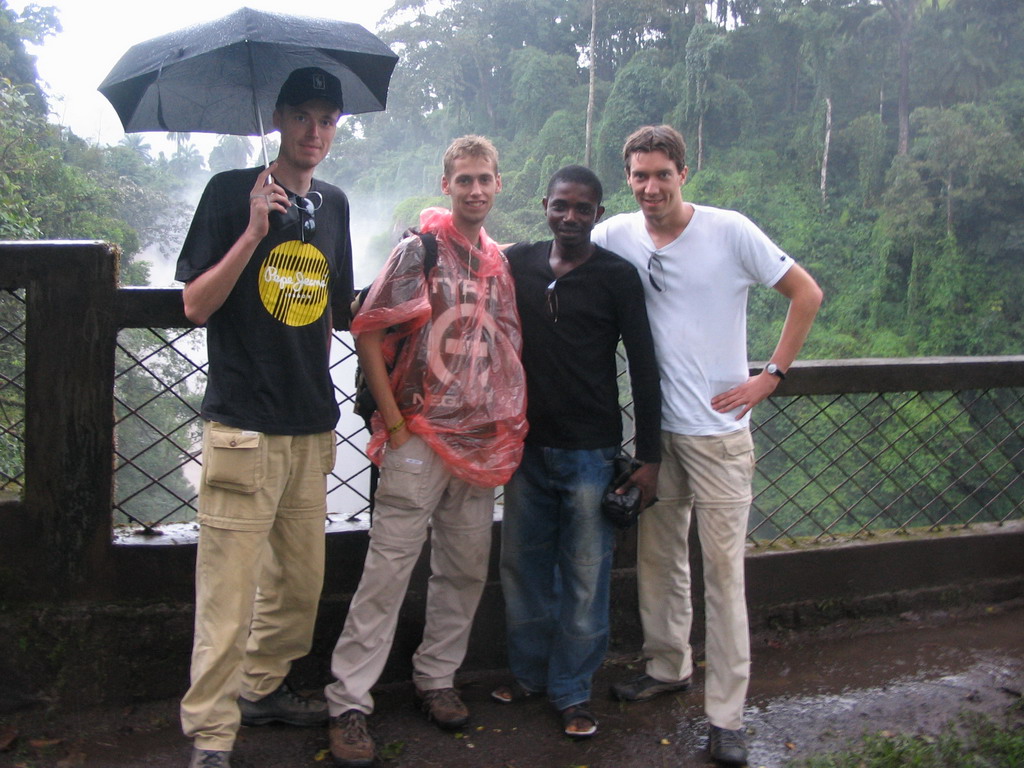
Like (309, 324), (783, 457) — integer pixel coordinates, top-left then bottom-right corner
(2, 0), (1023, 364)
(0, 0), (1019, 533)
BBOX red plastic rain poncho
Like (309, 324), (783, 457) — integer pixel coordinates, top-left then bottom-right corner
(351, 207), (527, 488)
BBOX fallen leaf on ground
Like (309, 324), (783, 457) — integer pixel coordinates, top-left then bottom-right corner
(659, 738), (671, 745)
(379, 741), (405, 760)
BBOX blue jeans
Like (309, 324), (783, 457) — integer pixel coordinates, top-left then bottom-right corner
(499, 444), (617, 710)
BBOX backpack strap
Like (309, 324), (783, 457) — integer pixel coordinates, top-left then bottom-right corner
(352, 231), (438, 316)
(420, 231), (438, 276)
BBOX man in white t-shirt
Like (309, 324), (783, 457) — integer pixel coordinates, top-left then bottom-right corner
(591, 124), (822, 767)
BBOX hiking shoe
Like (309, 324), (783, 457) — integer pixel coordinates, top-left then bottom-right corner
(188, 748), (231, 768)
(238, 681), (328, 727)
(610, 672), (692, 702)
(415, 686), (470, 730)
(328, 710), (374, 768)
(709, 725), (748, 766)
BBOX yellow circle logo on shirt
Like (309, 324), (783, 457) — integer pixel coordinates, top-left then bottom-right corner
(258, 241), (330, 327)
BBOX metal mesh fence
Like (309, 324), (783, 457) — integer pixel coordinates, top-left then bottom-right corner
(749, 388), (1024, 545)
(113, 327), (207, 532)
(0, 304), (1019, 543)
(0, 290), (26, 494)
(111, 327), (380, 532)
(108, 332), (1024, 543)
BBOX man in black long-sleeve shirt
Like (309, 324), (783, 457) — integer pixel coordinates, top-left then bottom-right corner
(495, 165), (661, 738)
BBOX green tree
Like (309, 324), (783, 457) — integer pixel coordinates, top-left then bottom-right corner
(508, 47), (581, 139)
(0, 78), (45, 238)
(594, 50), (673, 182)
(0, 0), (59, 114)
(208, 135), (253, 175)
(683, 22), (726, 171)
(878, 0), (928, 155)
(118, 134), (152, 162)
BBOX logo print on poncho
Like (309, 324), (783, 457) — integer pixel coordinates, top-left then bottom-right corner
(258, 241), (330, 327)
(427, 302), (497, 388)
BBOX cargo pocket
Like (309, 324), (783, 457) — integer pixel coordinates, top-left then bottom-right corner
(320, 431), (338, 475)
(720, 428), (757, 489)
(204, 423), (266, 494)
(375, 436), (429, 509)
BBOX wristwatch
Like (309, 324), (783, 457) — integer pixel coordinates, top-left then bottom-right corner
(765, 363), (786, 380)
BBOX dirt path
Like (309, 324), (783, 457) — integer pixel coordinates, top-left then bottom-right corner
(2, 602), (1021, 767)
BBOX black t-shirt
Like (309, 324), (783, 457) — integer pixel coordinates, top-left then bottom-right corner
(176, 166), (353, 435)
(506, 241), (661, 462)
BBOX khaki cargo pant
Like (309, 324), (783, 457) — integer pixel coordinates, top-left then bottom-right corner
(325, 435), (495, 716)
(180, 422), (335, 751)
(637, 427), (755, 731)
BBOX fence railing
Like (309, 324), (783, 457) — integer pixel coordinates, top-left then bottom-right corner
(106, 299), (1024, 546)
(1, 243), (1022, 587)
(746, 358), (1024, 545)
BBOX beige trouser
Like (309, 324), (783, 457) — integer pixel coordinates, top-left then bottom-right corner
(181, 423), (334, 751)
(325, 435), (495, 716)
(637, 428), (755, 731)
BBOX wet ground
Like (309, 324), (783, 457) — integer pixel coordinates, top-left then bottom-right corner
(1, 600), (1021, 768)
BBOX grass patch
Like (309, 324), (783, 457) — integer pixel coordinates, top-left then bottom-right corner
(793, 712), (1024, 768)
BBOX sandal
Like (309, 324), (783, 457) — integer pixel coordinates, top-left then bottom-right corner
(561, 703), (598, 738)
(491, 680), (540, 704)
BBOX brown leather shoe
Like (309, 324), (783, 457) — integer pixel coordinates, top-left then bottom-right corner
(328, 710), (374, 768)
(188, 748), (231, 768)
(414, 686), (470, 730)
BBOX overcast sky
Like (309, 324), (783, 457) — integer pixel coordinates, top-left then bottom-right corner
(12, 0), (396, 149)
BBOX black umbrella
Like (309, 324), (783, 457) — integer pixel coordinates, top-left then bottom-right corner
(98, 6), (398, 163)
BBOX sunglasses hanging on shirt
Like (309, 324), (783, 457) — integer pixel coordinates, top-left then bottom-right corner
(269, 190), (323, 243)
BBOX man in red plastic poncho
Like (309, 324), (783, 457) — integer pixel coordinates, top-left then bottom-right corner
(326, 135), (527, 768)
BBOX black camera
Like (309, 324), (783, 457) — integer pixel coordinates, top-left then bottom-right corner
(601, 484), (642, 529)
(601, 456), (644, 529)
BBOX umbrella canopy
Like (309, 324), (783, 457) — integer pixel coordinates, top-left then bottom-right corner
(98, 6), (398, 142)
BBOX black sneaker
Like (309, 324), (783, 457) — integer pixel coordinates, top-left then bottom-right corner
(188, 748), (231, 768)
(610, 672), (692, 702)
(708, 725), (748, 766)
(238, 681), (328, 726)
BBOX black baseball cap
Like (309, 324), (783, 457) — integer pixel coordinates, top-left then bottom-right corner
(276, 67), (344, 113)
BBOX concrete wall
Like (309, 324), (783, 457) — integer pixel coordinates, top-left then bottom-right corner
(1, 521), (1021, 715)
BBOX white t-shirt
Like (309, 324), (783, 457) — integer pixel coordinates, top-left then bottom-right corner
(592, 206), (794, 436)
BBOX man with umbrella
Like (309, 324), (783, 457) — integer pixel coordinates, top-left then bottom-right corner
(174, 67), (353, 768)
